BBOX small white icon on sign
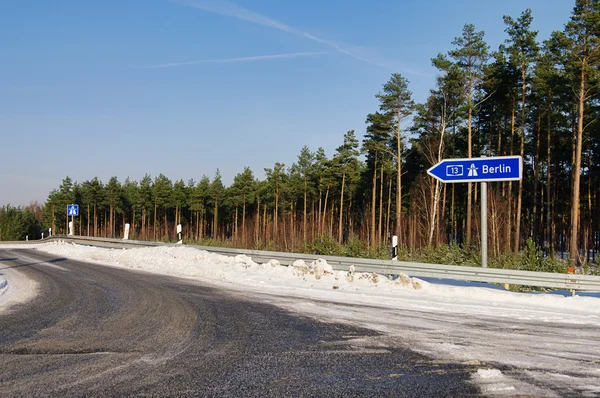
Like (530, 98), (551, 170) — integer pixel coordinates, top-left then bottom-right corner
(468, 164), (478, 177)
(446, 165), (464, 176)
(67, 204), (79, 216)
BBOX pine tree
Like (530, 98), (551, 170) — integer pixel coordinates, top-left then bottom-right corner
(504, 9), (539, 252)
(434, 23), (490, 245)
(264, 163), (286, 240)
(375, 73), (415, 245)
(363, 112), (394, 247)
(230, 167), (256, 245)
(556, 0), (600, 266)
(333, 130), (360, 243)
(292, 146), (315, 243)
(210, 170), (224, 239)
(152, 174), (172, 240)
(105, 177), (122, 238)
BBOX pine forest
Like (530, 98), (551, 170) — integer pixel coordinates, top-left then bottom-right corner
(5, 2), (600, 271)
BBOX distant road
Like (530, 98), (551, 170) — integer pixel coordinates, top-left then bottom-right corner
(0, 249), (478, 397)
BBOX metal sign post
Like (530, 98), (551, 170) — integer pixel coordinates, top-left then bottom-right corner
(481, 181), (488, 268)
(428, 156), (522, 268)
(67, 204), (79, 236)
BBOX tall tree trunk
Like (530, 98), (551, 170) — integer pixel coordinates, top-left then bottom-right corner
(428, 117), (446, 247)
(109, 202), (113, 239)
(131, 205), (135, 239)
(318, 186), (323, 235)
(213, 200), (218, 239)
(141, 208), (146, 240)
(396, 112), (403, 246)
(303, 180), (307, 242)
(505, 104), (516, 253)
(379, 165), (384, 245)
(87, 204), (90, 236)
(322, 185), (330, 234)
(386, 173), (392, 246)
(274, 192), (279, 239)
(311, 201), (315, 241)
(234, 206), (239, 244)
(255, 195), (260, 244)
(153, 201), (157, 241)
(570, 67), (585, 267)
(546, 100), (552, 252)
(338, 172), (346, 243)
(532, 109), (541, 243)
(370, 154), (378, 248)
(466, 106), (473, 245)
(93, 201), (97, 237)
(515, 62), (526, 253)
(263, 204), (267, 241)
(329, 201), (334, 236)
(429, 179), (442, 246)
(242, 201), (246, 246)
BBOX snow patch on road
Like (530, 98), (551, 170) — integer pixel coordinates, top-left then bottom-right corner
(477, 368), (503, 379)
(0, 259), (39, 314)
(0, 275), (7, 295)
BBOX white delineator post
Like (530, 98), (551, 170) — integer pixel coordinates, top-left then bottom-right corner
(392, 235), (398, 261)
(124, 223), (130, 240)
(42, 232), (44, 239)
(177, 224), (183, 244)
(49, 228), (52, 237)
(68, 221), (74, 236)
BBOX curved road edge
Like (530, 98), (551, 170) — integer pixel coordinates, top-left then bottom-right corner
(0, 250), (39, 315)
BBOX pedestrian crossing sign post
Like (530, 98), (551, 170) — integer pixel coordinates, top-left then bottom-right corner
(67, 204), (79, 236)
(67, 204), (79, 216)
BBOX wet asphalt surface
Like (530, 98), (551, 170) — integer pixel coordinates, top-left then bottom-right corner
(0, 249), (481, 397)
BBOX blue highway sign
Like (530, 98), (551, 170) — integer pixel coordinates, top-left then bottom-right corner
(427, 156), (522, 183)
(67, 204), (79, 216)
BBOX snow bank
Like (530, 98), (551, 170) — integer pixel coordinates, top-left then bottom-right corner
(0, 275), (7, 296)
(25, 241), (600, 317)
(30, 241), (427, 294)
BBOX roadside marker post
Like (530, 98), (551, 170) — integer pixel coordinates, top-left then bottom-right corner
(427, 156), (523, 268)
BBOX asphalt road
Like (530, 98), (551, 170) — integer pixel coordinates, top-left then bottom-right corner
(0, 249), (480, 397)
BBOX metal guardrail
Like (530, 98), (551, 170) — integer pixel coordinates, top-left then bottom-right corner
(23, 235), (600, 291)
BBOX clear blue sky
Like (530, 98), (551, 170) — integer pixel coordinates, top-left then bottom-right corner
(0, 0), (574, 206)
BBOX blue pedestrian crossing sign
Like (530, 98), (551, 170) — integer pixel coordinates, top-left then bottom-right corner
(67, 204), (79, 216)
(427, 156), (522, 183)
